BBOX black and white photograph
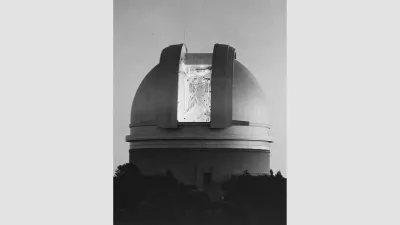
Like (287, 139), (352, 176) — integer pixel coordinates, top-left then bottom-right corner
(114, 0), (286, 224)
(3, 1), (400, 225)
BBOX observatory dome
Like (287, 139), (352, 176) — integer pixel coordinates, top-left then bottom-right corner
(130, 60), (270, 126)
(126, 44), (272, 149)
(126, 44), (272, 187)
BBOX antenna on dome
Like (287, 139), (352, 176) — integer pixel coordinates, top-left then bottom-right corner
(183, 30), (186, 45)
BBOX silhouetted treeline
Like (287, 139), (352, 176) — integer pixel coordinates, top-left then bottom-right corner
(114, 163), (286, 225)
(114, 163), (196, 211)
(221, 169), (286, 224)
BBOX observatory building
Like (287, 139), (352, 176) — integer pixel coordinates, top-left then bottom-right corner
(126, 44), (272, 191)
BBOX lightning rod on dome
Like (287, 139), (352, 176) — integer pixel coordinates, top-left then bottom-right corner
(183, 30), (186, 45)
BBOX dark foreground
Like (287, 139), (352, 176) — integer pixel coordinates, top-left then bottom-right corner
(114, 164), (286, 225)
(115, 203), (285, 225)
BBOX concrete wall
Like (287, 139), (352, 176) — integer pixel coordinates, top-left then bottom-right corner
(129, 149), (270, 188)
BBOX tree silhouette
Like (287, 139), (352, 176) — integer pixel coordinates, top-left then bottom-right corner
(114, 163), (143, 209)
(276, 171), (284, 179)
(114, 165), (287, 225)
(221, 169), (287, 224)
(114, 163), (141, 179)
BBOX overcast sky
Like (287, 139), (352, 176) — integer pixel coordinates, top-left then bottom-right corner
(114, 0), (286, 176)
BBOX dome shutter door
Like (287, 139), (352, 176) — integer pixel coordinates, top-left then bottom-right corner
(156, 44), (186, 128)
(210, 44), (236, 128)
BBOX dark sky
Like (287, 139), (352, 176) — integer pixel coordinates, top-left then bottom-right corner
(114, 0), (286, 176)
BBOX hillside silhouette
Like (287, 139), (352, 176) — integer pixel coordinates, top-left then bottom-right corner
(114, 163), (286, 225)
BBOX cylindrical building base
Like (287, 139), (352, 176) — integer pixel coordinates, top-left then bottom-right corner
(129, 148), (270, 189)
